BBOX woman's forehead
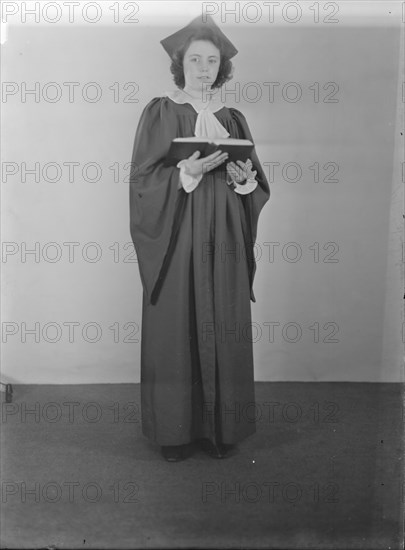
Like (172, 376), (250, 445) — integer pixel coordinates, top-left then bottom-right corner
(185, 40), (220, 57)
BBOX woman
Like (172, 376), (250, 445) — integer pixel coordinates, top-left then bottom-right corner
(129, 15), (270, 461)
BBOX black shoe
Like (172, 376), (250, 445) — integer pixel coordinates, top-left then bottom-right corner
(200, 439), (233, 459)
(161, 445), (186, 462)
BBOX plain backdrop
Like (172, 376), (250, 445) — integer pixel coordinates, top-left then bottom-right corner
(1, 1), (403, 383)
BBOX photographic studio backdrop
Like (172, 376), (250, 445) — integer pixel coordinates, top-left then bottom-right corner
(2, 2), (403, 383)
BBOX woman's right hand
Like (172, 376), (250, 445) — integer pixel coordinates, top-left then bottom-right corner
(181, 150), (229, 178)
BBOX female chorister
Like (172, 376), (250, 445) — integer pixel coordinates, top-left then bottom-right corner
(129, 15), (270, 461)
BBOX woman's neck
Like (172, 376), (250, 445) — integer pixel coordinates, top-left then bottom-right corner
(183, 85), (217, 99)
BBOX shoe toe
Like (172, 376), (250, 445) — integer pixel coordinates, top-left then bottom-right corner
(161, 445), (185, 462)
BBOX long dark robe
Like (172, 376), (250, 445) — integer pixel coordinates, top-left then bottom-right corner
(129, 96), (270, 446)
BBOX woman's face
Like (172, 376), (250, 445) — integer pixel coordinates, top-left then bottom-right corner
(182, 39), (221, 92)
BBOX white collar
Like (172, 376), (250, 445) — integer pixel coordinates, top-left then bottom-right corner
(164, 88), (226, 114)
(164, 89), (229, 138)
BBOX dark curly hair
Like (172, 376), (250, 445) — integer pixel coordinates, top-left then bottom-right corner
(169, 29), (234, 90)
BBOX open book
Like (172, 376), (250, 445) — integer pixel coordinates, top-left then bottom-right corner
(164, 137), (254, 165)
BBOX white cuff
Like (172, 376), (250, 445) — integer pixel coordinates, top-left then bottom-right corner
(177, 161), (203, 193)
(228, 177), (258, 195)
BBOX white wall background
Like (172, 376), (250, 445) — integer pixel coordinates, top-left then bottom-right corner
(1, 1), (403, 383)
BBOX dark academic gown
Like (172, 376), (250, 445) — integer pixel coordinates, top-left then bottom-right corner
(129, 96), (270, 446)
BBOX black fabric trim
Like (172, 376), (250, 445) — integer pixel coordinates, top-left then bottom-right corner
(150, 190), (188, 305)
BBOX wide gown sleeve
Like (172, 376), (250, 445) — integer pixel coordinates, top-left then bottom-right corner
(129, 97), (187, 305)
(230, 108), (271, 302)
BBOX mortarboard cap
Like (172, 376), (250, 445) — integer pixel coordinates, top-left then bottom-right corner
(160, 14), (238, 59)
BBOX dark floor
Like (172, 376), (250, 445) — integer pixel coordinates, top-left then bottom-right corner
(0, 382), (403, 549)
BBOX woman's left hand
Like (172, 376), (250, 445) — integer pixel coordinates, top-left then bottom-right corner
(226, 159), (257, 183)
